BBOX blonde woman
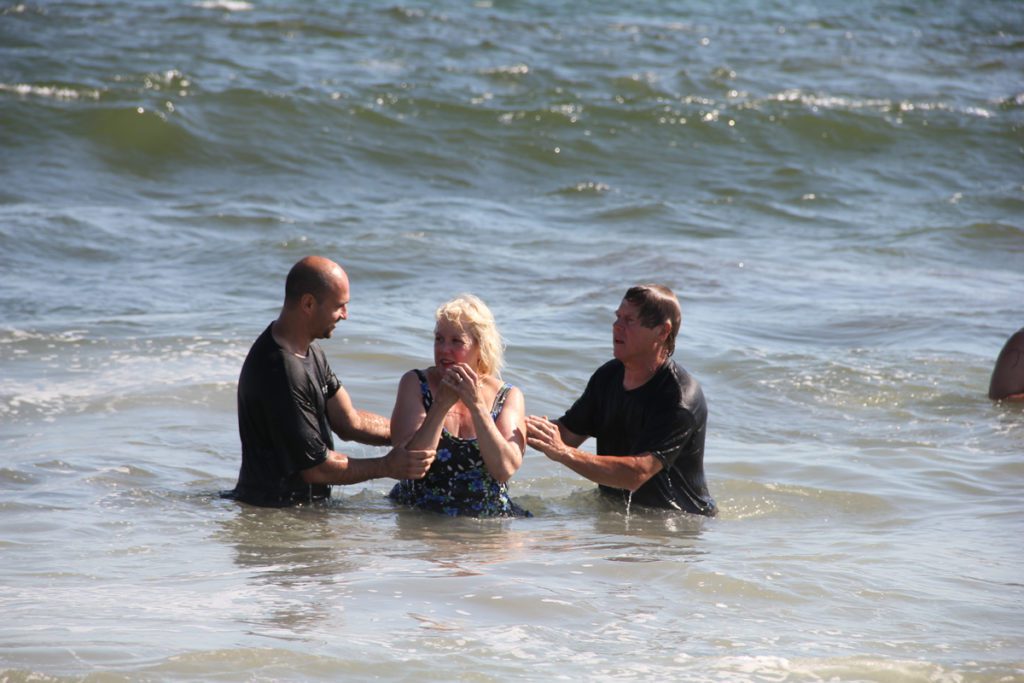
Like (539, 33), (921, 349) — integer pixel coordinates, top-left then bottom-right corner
(389, 295), (530, 517)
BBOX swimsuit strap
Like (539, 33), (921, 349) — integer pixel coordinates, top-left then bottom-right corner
(415, 369), (511, 422)
(413, 369), (432, 411)
(490, 383), (512, 420)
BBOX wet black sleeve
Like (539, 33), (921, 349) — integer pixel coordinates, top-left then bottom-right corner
(315, 344), (342, 400)
(632, 405), (696, 469)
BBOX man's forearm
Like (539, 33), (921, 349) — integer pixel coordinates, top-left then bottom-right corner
(302, 450), (387, 486)
(551, 448), (660, 492)
(303, 444), (435, 485)
(344, 410), (391, 446)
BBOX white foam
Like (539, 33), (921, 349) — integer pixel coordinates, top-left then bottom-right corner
(0, 83), (100, 100)
(193, 0), (253, 11)
(481, 64), (530, 76)
(0, 333), (245, 419)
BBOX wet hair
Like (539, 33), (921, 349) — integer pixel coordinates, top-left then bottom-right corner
(623, 284), (681, 356)
(436, 294), (505, 377)
(284, 257), (336, 304)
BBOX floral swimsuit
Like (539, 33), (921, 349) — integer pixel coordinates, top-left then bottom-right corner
(389, 369), (531, 517)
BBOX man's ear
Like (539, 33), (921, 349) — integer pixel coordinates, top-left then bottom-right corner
(659, 321), (672, 344)
(300, 292), (317, 314)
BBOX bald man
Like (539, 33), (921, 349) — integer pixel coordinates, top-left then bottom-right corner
(225, 256), (435, 507)
(989, 327), (1024, 402)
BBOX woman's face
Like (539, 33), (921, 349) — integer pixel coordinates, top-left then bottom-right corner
(434, 318), (479, 371)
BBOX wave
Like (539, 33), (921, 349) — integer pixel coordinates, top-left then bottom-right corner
(0, 326), (242, 424)
(956, 220), (1024, 245)
(87, 105), (200, 158)
(3, 58), (1018, 195)
(549, 181), (612, 196)
(193, 0), (253, 11)
(0, 81), (101, 100)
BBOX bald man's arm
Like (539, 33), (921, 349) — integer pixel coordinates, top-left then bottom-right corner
(300, 445), (433, 484)
(326, 386), (391, 445)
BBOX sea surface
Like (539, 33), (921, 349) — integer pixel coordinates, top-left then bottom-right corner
(2, 1), (1023, 681)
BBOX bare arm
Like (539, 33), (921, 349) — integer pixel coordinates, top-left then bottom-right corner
(460, 374), (528, 485)
(300, 445), (435, 485)
(326, 386), (391, 446)
(390, 369), (460, 451)
(525, 415), (663, 491)
(305, 384), (433, 484)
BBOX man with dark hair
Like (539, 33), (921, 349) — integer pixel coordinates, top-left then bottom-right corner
(526, 284), (716, 516)
(225, 255), (435, 507)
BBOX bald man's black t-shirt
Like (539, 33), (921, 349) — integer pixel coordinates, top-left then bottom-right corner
(558, 359), (717, 516)
(228, 323), (341, 506)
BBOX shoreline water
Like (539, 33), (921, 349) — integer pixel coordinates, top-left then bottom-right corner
(3, 0), (1023, 680)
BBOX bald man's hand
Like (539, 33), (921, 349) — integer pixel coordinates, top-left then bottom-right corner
(383, 446), (436, 480)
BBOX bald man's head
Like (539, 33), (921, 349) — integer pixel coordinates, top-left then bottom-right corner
(284, 256), (347, 305)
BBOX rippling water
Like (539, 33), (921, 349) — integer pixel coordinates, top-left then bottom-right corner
(2, 1), (1023, 681)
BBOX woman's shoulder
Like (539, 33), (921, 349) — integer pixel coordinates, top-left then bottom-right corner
(484, 374), (519, 394)
(398, 367), (433, 390)
(488, 377), (524, 413)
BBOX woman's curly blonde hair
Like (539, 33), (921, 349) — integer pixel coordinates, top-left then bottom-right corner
(435, 294), (505, 377)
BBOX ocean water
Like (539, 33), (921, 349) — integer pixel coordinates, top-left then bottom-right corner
(2, 0), (1023, 680)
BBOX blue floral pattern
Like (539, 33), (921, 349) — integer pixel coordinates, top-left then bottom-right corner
(389, 370), (531, 518)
